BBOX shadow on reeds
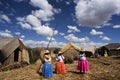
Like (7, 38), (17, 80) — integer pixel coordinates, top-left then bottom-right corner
(37, 71), (56, 76)
(112, 56), (120, 60)
(36, 71), (42, 76)
(68, 71), (85, 74)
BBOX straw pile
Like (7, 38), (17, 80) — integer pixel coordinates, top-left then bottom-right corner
(0, 55), (120, 80)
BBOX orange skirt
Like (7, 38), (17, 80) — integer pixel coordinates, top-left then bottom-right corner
(55, 62), (66, 74)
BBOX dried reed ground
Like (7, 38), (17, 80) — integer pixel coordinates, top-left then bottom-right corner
(0, 56), (120, 80)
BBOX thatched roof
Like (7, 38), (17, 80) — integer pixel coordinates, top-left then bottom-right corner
(59, 42), (82, 63)
(84, 46), (95, 54)
(0, 38), (26, 61)
(60, 42), (81, 53)
(104, 43), (120, 50)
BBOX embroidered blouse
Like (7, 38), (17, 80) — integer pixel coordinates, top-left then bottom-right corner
(56, 55), (64, 62)
(78, 53), (86, 60)
(44, 55), (51, 64)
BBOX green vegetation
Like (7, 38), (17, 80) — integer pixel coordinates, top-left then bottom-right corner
(53, 48), (59, 54)
(26, 47), (40, 64)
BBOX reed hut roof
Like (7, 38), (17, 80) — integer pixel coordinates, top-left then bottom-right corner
(60, 42), (81, 53)
(103, 43), (120, 50)
(0, 38), (26, 61)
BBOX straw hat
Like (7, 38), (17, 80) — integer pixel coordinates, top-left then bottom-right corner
(81, 48), (85, 51)
(58, 51), (62, 54)
(44, 50), (50, 53)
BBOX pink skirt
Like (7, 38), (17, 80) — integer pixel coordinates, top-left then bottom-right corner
(77, 60), (89, 72)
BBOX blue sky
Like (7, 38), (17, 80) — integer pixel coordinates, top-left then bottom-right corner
(0, 0), (120, 48)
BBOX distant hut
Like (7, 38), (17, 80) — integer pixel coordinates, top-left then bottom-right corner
(59, 42), (81, 63)
(0, 38), (29, 66)
(98, 46), (111, 56)
(105, 43), (120, 55)
(98, 43), (120, 56)
(84, 47), (95, 57)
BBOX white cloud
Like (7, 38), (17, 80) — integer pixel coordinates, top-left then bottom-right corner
(32, 9), (54, 21)
(59, 32), (65, 36)
(67, 25), (80, 33)
(22, 37), (105, 48)
(100, 36), (111, 41)
(64, 33), (105, 49)
(49, 41), (66, 48)
(15, 32), (21, 35)
(113, 25), (120, 28)
(79, 37), (89, 43)
(33, 25), (58, 37)
(47, 37), (55, 41)
(17, 15), (57, 37)
(74, 0), (79, 3)
(64, 34), (89, 43)
(103, 23), (112, 26)
(22, 38), (105, 48)
(5, 29), (11, 33)
(90, 29), (103, 35)
(65, 1), (70, 5)
(23, 39), (66, 48)
(26, 14), (41, 27)
(17, 0), (58, 38)
(30, 0), (54, 21)
(0, 30), (13, 37)
(18, 22), (32, 29)
(64, 34), (79, 42)
(79, 41), (106, 49)
(15, 32), (25, 38)
(75, 0), (120, 27)
(103, 37), (111, 41)
(16, 17), (25, 22)
(95, 26), (102, 28)
(23, 40), (43, 47)
(17, 15), (41, 29)
(0, 14), (11, 23)
(30, 0), (52, 10)
(53, 8), (61, 14)
(21, 35), (25, 38)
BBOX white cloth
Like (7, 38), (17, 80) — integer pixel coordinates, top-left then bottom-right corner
(78, 53), (86, 60)
(56, 55), (64, 62)
(44, 57), (51, 64)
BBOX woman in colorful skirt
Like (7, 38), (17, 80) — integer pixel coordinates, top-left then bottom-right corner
(42, 50), (53, 78)
(55, 51), (66, 74)
(77, 49), (89, 74)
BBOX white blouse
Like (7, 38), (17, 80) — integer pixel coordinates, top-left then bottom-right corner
(56, 55), (64, 62)
(44, 57), (51, 64)
(78, 53), (86, 60)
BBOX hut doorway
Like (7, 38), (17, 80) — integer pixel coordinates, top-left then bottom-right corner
(98, 46), (110, 56)
(14, 48), (20, 62)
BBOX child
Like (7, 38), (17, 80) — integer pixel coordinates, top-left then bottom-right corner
(77, 50), (89, 74)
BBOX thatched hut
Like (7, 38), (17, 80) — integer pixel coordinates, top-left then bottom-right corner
(105, 43), (120, 55)
(60, 42), (81, 63)
(0, 38), (29, 66)
(84, 47), (95, 57)
(98, 43), (120, 56)
(98, 46), (111, 56)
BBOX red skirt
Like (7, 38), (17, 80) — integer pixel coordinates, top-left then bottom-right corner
(55, 62), (66, 74)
